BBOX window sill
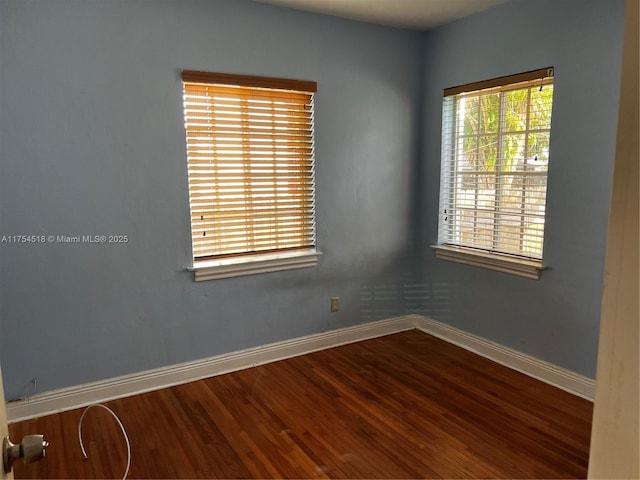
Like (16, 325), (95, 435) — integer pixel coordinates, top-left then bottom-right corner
(431, 245), (545, 280)
(188, 249), (321, 282)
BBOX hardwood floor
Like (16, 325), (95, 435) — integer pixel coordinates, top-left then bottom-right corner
(9, 330), (593, 478)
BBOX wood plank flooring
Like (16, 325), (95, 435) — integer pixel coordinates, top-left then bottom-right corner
(9, 330), (593, 478)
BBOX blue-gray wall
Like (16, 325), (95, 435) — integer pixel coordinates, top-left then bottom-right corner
(0, 0), (422, 399)
(415, 0), (625, 377)
(0, 0), (626, 398)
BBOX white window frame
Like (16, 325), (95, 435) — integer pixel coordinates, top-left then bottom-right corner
(432, 68), (554, 280)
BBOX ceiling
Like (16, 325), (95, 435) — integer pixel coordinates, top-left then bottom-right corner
(252, 0), (509, 30)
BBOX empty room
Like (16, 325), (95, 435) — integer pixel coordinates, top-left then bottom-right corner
(0, 0), (637, 478)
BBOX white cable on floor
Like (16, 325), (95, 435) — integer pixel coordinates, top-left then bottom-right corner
(77, 403), (131, 480)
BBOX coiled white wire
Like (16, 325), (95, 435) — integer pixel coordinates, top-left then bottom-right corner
(77, 403), (131, 480)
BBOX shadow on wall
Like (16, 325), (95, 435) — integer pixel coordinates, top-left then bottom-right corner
(359, 277), (457, 323)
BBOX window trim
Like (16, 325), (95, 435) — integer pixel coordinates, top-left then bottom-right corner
(188, 248), (322, 282)
(431, 244), (545, 280)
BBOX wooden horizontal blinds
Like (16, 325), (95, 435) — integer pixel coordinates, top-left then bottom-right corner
(438, 70), (555, 261)
(182, 71), (316, 261)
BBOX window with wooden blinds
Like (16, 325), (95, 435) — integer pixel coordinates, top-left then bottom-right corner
(434, 68), (554, 279)
(181, 71), (319, 280)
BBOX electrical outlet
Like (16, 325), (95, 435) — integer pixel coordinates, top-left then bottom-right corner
(330, 297), (339, 312)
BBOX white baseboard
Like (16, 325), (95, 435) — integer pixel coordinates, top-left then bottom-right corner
(6, 315), (417, 423)
(6, 313), (594, 422)
(414, 316), (595, 401)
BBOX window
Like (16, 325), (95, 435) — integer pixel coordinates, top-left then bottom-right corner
(433, 68), (554, 279)
(181, 71), (319, 281)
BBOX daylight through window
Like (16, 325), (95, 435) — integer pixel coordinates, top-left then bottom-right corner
(437, 68), (554, 264)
